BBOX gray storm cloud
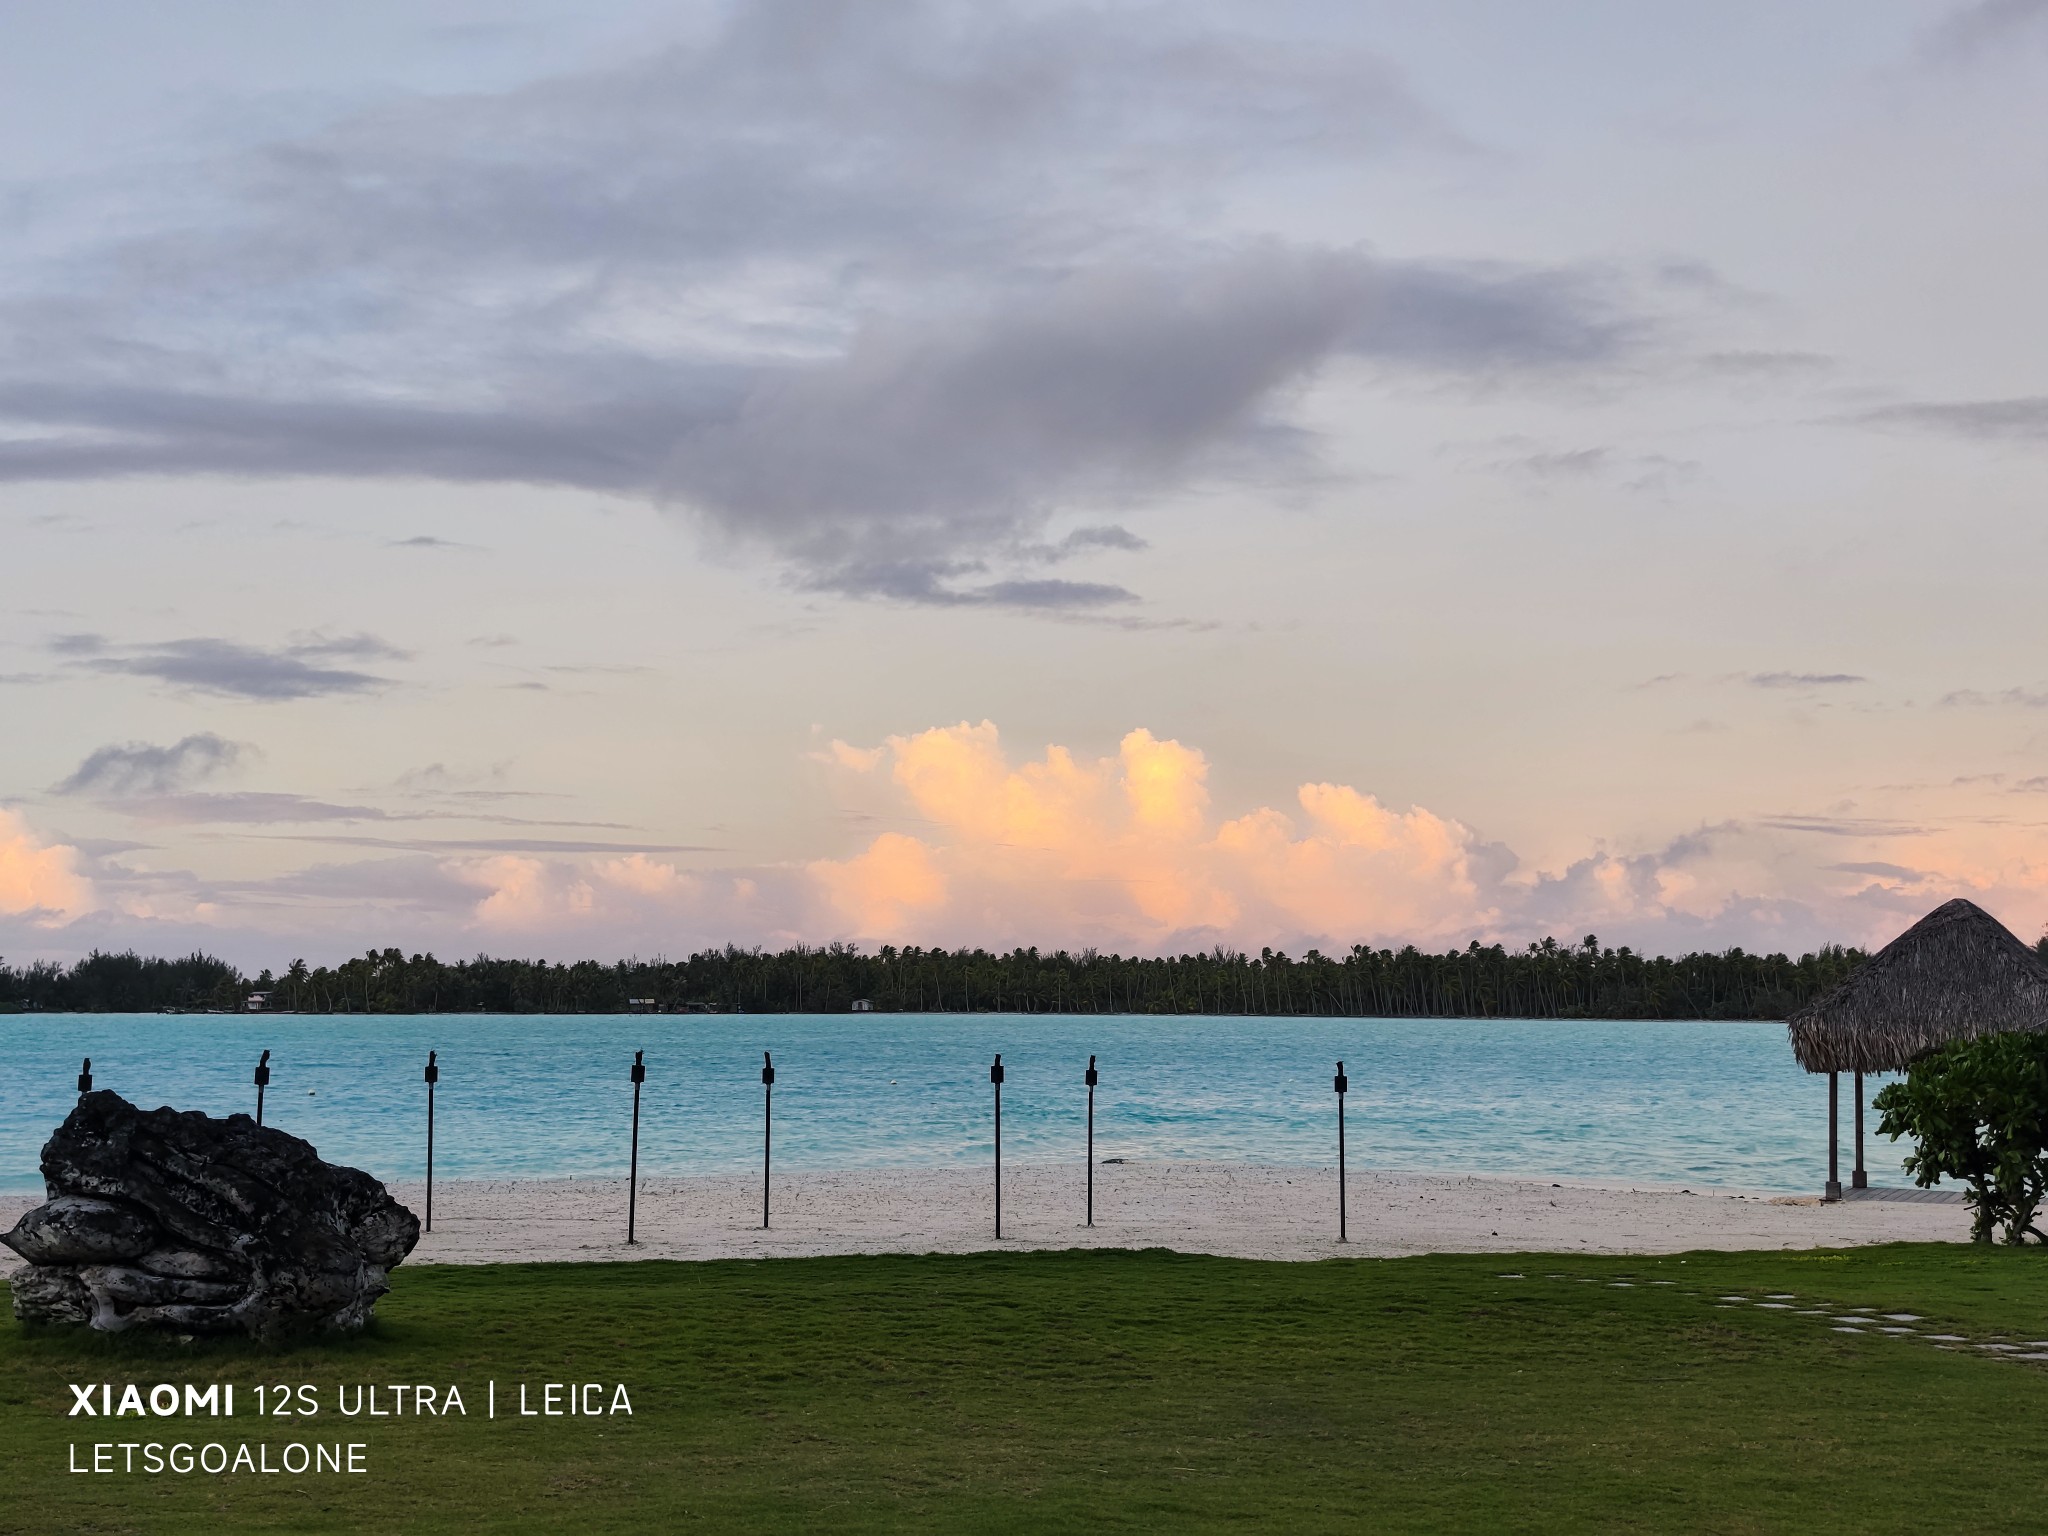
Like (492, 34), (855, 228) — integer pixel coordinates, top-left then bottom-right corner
(0, 0), (1641, 606)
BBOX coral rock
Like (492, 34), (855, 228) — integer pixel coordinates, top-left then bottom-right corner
(2, 1091), (418, 1338)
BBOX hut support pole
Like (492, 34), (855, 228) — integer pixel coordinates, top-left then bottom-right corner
(1825, 1071), (1842, 1202)
(1853, 1070), (1867, 1190)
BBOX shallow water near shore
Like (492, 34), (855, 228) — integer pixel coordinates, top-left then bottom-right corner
(0, 1013), (1896, 1194)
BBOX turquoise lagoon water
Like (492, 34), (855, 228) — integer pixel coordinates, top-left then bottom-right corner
(0, 1013), (1897, 1195)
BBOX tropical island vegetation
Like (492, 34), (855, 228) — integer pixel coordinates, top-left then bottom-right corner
(0, 933), (1945, 1017)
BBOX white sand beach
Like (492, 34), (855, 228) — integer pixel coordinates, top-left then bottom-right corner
(0, 1163), (1968, 1270)
(2, 1162), (1960, 1269)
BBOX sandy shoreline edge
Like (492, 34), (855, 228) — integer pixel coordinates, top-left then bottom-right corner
(0, 1162), (1969, 1267)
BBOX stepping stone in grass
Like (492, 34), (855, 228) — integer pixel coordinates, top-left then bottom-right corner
(1718, 1295), (1747, 1302)
(1925, 1334), (1968, 1342)
(1756, 1303), (1793, 1310)
(1833, 1326), (1865, 1334)
(1880, 1327), (1915, 1335)
(1882, 1313), (1922, 1322)
(1765, 1293), (1796, 1300)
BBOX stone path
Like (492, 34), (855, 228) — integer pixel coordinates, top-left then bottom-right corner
(1493, 1269), (2048, 1364)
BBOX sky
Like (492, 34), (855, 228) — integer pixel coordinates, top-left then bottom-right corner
(4, 0), (2048, 968)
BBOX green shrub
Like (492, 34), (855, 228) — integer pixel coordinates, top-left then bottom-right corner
(1875, 1031), (2048, 1243)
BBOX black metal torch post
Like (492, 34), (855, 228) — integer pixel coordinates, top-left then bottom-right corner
(254, 1049), (271, 1127)
(628, 1049), (646, 1244)
(1334, 1060), (1349, 1243)
(77, 1057), (92, 1095)
(991, 1052), (1005, 1240)
(1084, 1054), (1098, 1227)
(761, 1050), (775, 1230)
(424, 1050), (438, 1234)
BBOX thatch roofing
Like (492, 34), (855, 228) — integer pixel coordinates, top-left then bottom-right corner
(1787, 898), (2048, 1073)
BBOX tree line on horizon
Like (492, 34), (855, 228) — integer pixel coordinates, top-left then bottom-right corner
(0, 934), (1933, 1019)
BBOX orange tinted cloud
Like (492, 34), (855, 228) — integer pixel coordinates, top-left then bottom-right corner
(450, 850), (764, 944)
(811, 831), (947, 933)
(810, 722), (1491, 947)
(0, 811), (94, 924)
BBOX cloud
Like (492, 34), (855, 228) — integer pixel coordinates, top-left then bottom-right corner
(798, 724), (2048, 956)
(181, 855), (527, 920)
(460, 856), (561, 927)
(1747, 672), (1867, 689)
(0, 810), (95, 924)
(822, 740), (886, 773)
(451, 851), (727, 932)
(1941, 686), (2048, 708)
(0, 2), (1641, 609)
(598, 853), (696, 898)
(1476, 440), (1697, 497)
(285, 632), (408, 661)
(391, 761), (526, 797)
(1509, 829), (1735, 933)
(71, 637), (401, 700)
(1923, 0), (2048, 62)
(1855, 397), (2048, 443)
(808, 721), (1493, 946)
(54, 733), (250, 796)
(1755, 815), (1931, 838)
(28, 718), (2048, 964)
(49, 760), (624, 826)
(811, 833), (949, 934)
(1830, 861), (1931, 881)
(118, 793), (399, 825)
(658, 248), (1636, 601)
(1018, 525), (1149, 562)
(1503, 447), (1609, 479)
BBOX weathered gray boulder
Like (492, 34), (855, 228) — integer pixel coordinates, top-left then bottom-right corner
(2, 1091), (418, 1339)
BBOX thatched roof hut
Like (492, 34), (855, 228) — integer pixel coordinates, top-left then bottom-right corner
(1787, 898), (2048, 1074)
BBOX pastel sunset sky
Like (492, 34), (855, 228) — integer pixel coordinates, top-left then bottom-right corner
(5, 0), (2048, 966)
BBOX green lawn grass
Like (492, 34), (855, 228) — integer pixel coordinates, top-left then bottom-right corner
(4, 1245), (2045, 1534)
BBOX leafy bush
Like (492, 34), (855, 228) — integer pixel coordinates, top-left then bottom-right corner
(1875, 1031), (2048, 1243)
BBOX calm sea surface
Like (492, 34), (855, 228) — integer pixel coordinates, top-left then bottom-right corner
(0, 1013), (1898, 1195)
